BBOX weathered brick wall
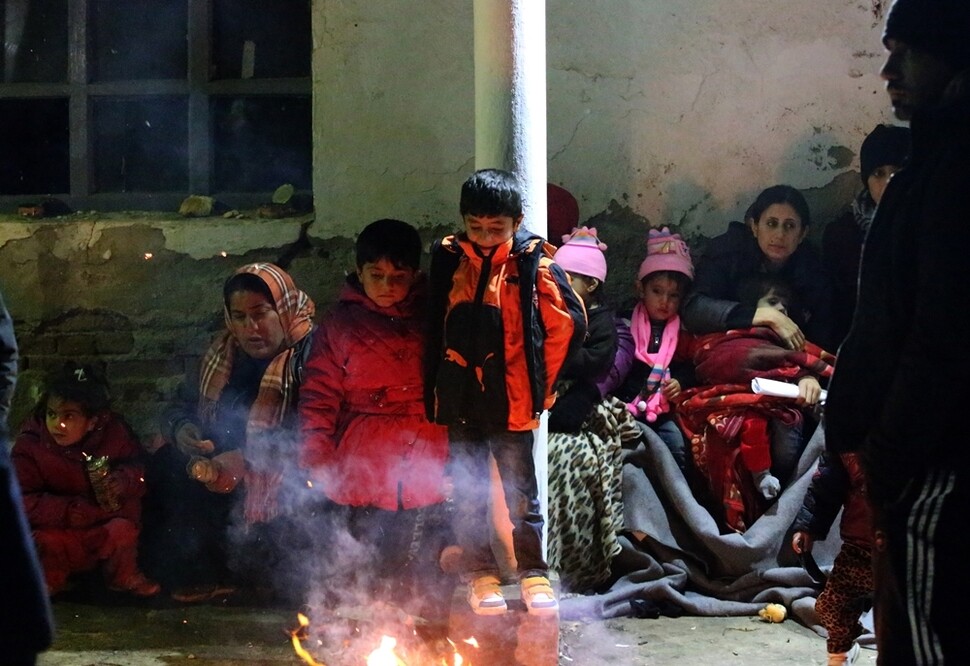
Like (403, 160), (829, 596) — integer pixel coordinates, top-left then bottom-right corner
(0, 193), (853, 443)
(0, 213), (459, 443)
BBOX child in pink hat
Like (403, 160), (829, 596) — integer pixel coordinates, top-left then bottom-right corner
(550, 227), (616, 433)
(616, 227), (695, 471)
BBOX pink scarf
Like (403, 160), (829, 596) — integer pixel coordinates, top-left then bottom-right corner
(629, 303), (680, 422)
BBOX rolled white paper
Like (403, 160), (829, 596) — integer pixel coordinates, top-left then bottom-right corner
(751, 377), (828, 402)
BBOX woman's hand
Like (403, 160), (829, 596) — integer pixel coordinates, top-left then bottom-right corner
(754, 306), (805, 351)
(175, 422), (215, 456)
(797, 376), (822, 406)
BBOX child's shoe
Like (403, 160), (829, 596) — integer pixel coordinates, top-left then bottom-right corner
(827, 642), (861, 666)
(520, 575), (558, 615)
(110, 572), (161, 598)
(467, 574), (507, 615)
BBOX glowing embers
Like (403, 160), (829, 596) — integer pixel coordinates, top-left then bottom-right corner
(290, 609), (477, 665)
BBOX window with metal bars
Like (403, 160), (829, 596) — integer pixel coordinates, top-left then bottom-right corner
(0, 0), (311, 212)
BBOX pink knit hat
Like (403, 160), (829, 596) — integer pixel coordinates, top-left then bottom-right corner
(637, 227), (694, 281)
(555, 226), (608, 282)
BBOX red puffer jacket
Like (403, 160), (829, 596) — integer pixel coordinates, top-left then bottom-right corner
(12, 412), (146, 529)
(299, 276), (449, 510)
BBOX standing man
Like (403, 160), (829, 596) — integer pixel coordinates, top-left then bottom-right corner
(825, 1), (970, 664)
(0, 291), (54, 665)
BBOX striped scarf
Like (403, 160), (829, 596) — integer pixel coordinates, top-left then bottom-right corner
(197, 263), (314, 523)
(629, 303), (680, 422)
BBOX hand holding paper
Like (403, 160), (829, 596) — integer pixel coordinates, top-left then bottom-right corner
(751, 377), (827, 403)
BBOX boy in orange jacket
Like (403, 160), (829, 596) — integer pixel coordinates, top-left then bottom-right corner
(425, 168), (586, 615)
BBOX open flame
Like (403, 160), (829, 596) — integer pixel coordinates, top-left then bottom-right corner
(290, 612), (475, 666)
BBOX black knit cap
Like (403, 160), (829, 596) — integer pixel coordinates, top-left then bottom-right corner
(859, 124), (910, 186)
(883, 0), (970, 72)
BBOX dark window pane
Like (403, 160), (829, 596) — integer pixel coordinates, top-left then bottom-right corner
(2, 0), (68, 83)
(0, 98), (69, 195)
(212, 0), (310, 79)
(212, 95), (311, 192)
(92, 96), (188, 192)
(90, 0), (187, 81)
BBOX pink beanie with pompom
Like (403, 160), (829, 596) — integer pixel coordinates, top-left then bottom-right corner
(555, 226), (609, 282)
(637, 227), (694, 281)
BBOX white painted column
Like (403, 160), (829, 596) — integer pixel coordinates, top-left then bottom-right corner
(473, 0), (548, 579)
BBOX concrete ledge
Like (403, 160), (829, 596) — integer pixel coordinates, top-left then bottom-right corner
(448, 582), (559, 666)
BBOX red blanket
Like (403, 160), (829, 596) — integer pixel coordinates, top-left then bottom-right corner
(675, 329), (835, 533)
(692, 327), (835, 387)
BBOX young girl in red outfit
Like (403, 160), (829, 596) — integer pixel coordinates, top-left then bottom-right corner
(12, 363), (159, 597)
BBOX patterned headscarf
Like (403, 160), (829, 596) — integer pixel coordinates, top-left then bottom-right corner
(198, 262), (315, 522)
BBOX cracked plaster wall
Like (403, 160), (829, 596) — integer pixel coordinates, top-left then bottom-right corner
(0, 0), (896, 436)
(312, 0), (894, 246)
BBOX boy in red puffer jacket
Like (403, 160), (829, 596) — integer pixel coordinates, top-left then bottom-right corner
(12, 363), (159, 598)
(299, 219), (452, 620)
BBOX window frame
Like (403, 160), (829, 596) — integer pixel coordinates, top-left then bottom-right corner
(0, 0), (311, 212)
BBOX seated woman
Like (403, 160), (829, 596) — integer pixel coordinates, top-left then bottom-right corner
(142, 262), (315, 603)
(681, 184), (834, 353)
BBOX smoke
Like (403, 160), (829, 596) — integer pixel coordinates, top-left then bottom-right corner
(213, 420), (457, 660)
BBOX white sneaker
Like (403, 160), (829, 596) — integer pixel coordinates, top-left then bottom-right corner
(520, 575), (558, 615)
(467, 574), (507, 616)
(827, 642), (861, 666)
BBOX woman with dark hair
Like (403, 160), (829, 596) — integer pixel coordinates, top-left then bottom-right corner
(144, 262), (316, 604)
(681, 184), (834, 352)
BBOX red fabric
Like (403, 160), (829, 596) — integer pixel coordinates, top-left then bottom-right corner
(838, 452), (873, 548)
(674, 385), (801, 533)
(692, 326), (835, 387)
(12, 412), (146, 529)
(12, 414), (147, 592)
(739, 415), (772, 473)
(299, 277), (449, 510)
(32, 518), (139, 593)
(547, 183), (580, 243)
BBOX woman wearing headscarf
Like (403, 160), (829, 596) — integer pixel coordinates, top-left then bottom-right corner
(143, 262), (316, 603)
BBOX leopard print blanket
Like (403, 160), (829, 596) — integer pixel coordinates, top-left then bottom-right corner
(548, 397), (642, 592)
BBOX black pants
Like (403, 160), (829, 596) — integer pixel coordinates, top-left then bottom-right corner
(871, 467), (969, 665)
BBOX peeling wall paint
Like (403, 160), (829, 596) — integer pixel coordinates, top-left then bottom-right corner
(0, 0), (904, 437)
(312, 0), (898, 243)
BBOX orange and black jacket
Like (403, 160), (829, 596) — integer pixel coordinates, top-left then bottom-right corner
(425, 229), (586, 432)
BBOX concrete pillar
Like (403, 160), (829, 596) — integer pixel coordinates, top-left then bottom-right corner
(472, 0), (549, 579)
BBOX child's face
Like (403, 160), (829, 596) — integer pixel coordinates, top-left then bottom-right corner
(462, 214), (521, 249)
(757, 288), (789, 317)
(227, 289), (286, 360)
(358, 258), (416, 308)
(45, 396), (97, 447)
(638, 274), (683, 322)
(567, 272), (598, 306)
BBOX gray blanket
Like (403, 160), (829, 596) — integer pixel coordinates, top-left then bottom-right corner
(559, 423), (849, 624)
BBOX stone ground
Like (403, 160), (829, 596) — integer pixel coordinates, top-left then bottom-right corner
(35, 588), (878, 666)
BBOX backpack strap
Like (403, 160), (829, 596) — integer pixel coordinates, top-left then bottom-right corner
(425, 238), (463, 421)
(515, 234), (546, 418)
